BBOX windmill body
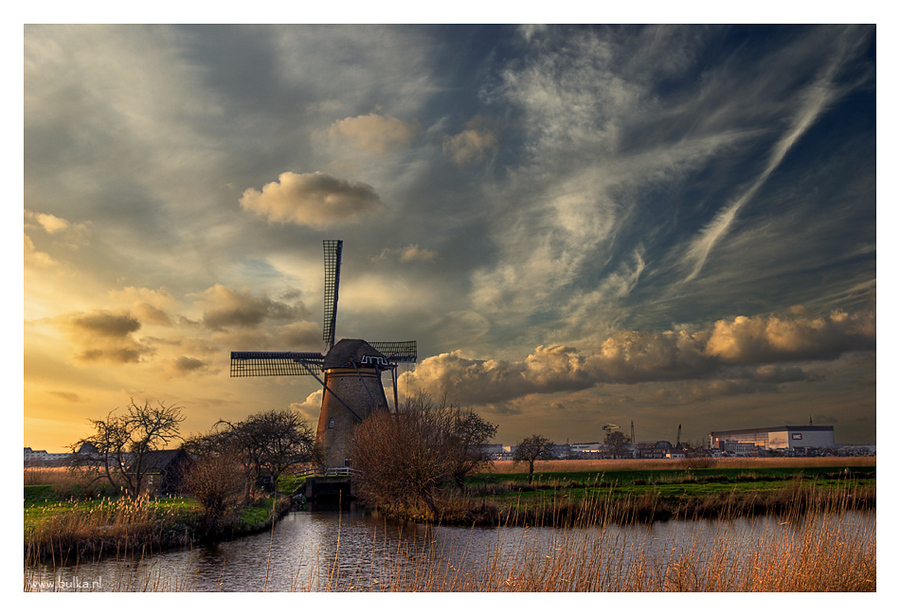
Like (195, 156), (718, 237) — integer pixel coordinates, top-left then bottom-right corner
(317, 339), (390, 467)
(230, 240), (417, 470)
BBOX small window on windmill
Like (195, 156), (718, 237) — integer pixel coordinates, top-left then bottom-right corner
(328, 417), (335, 429)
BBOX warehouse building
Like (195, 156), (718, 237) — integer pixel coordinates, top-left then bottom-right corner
(708, 425), (835, 453)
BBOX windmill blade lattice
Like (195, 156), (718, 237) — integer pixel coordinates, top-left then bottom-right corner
(369, 341), (417, 364)
(230, 351), (325, 377)
(323, 239), (342, 350)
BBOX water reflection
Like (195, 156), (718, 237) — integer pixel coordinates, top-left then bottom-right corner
(27, 509), (874, 592)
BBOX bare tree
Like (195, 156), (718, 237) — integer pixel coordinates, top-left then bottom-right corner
(350, 394), (495, 520)
(448, 408), (497, 489)
(513, 434), (554, 483)
(184, 447), (246, 534)
(185, 409), (317, 499)
(71, 399), (185, 498)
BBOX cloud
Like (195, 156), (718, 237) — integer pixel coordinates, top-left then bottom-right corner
(49, 391), (84, 403)
(705, 309), (874, 364)
(375, 244), (437, 263)
(678, 32), (858, 283)
(240, 171), (384, 228)
(25, 211), (90, 249)
(326, 112), (419, 152)
(54, 309), (152, 364)
(196, 284), (309, 331)
(70, 311), (141, 337)
(290, 390), (323, 424)
(34, 212), (69, 234)
(108, 286), (178, 326)
(276, 321), (323, 348)
(172, 356), (207, 375)
(442, 118), (497, 165)
(401, 306), (874, 407)
(24, 234), (58, 268)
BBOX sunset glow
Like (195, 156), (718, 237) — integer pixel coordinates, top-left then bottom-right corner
(23, 24), (876, 452)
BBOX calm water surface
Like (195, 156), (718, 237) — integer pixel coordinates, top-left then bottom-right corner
(27, 508), (874, 592)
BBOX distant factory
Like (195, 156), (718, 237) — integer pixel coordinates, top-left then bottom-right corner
(708, 425), (836, 455)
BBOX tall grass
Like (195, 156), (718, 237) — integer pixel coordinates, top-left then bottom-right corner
(24, 494), (196, 567)
(26, 481), (874, 592)
(490, 455), (876, 474)
(372, 485), (876, 592)
(297, 486), (876, 591)
(24, 467), (119, 500)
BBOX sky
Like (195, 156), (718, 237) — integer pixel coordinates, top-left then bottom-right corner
(22, 23), (878, 452)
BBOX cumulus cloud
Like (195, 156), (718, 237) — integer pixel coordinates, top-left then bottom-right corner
(704, 309), (874, 363)
(108, 286), (178, 326)
(240, 171), (384, 228)
(53, 309), (152, 364)
(401, 306), (875, 407)
(290, 390), (323, 424)
(442, 118), (498, 165)
(35, 212), (69, 234)
(326, 112), (419, 152)
(196, 284), (309, 331)
(24, 210), (90, 247)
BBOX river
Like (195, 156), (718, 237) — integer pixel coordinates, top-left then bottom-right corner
(25, 507), (875, 592)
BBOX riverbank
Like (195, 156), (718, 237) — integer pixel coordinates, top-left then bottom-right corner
(368, 457), (876, 526)
(24, 485), (293, 565)
(26, 502), (876, 592)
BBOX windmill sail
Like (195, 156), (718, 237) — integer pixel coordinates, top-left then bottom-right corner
(369, 341), (417, 364)
(229, 239), (417, 469)
(230, 351), (324, 377)
(322, 239), (342, 350)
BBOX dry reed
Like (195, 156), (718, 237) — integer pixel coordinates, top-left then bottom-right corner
(24, 494), (196, 566)
(489, 455), (876, 474)
(382, 485), (875, 592)
(25, 489), (874, 592)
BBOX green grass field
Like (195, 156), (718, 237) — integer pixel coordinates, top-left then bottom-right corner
(480, 465), (872, 521)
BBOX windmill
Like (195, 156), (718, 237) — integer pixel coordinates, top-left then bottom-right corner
(229, 240), (417, 468)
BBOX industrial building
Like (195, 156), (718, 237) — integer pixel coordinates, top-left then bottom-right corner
(708, 425), (835, 453)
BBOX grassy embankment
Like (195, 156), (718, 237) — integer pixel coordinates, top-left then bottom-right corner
(24, 468), (291, 565)
(25, 459), (876, 592)
(380, 457), (876, 526)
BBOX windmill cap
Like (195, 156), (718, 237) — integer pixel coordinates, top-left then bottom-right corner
(323, 338), (385, 369)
